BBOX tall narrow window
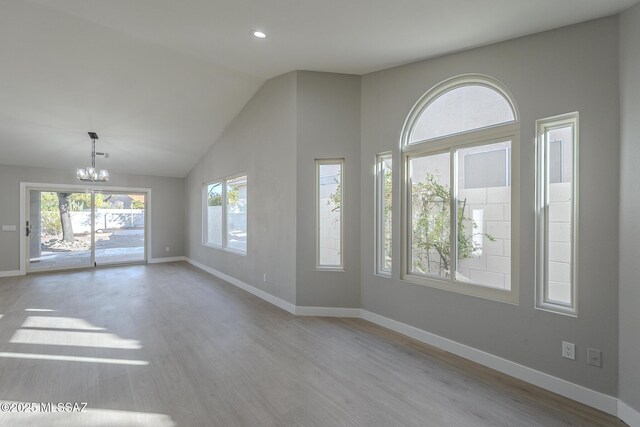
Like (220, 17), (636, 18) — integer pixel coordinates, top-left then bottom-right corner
(317, 160), (344, 269)
(203, 174), (248, 255)
(226, 175), (247, 254)
(376, 153), (393, 274)
(401, 75), (519, 303)
(206, 182), (223, 247)
(536, 113), (578, 315)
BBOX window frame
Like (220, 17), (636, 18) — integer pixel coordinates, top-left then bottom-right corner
(203, 180), (224, 249)
(403, 75), (518, 146)
(400, 75), (519, 304)
(535, 112), (579, 316)
(375, 152), (393, 276)
(202, 172), (248, 256)
(315, 159), (345, 271)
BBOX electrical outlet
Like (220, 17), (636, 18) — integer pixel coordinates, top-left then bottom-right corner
(165, 246), (170, 253)
(263, 273), (267, 283)
(562, 341), (576, 360)
(587, 348), (602, 367)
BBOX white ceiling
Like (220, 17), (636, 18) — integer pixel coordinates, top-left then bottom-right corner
(1, 0), (637, 177)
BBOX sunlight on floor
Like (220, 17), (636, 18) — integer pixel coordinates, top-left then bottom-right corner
(22, 316), (106, 331)
(10, 329), (142, 349)
(0, 401), (175, 427)
(24, 309), (57, 312)
(0, 352), (149, 366)
(3, 314), (146, 364)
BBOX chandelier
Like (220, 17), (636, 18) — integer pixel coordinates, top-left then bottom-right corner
(77, 132), (110, 182)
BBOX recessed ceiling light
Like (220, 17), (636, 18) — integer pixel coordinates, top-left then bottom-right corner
(251, 30), (266, 39)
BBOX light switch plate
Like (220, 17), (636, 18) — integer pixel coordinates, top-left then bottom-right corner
(587, 348), (602, 367)
(1, 225), (17, 232)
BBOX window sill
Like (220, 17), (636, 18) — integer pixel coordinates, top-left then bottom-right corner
(401, 273), (518, 305)
(315, 267), (345, 272)
(535, 301), (577, 317)
(202, 243), (247, 257)
(375, 271), (392, 279)
(223, 247), (247, 256)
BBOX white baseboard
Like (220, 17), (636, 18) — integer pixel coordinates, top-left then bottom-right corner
(184, 258), (296, 315)
(361, 310), (618, 416)
(181, 258), (621, 419)
(148, 256), (186, 264)
(0, 270), (23, 278)
(619, 400), (640, 427)
(295, 306), (362, 317)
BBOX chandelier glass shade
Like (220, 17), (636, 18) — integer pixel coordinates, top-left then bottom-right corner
(77, 132), (109, 182)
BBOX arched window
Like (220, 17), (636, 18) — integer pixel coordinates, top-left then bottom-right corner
(400, 75), (519, 303)
(409, 84), (516, 143)
(404, 76), (517, 145)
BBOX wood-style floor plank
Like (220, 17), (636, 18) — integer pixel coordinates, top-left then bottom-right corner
(0, 263), (625, 426)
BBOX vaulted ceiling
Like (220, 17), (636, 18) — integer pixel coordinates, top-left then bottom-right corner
(1, 0), (636, 177)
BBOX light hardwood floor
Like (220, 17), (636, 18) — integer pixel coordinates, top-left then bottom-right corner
(0, 263), (626, 426)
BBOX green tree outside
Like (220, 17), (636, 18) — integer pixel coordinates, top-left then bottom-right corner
(411, 173), (495, 276)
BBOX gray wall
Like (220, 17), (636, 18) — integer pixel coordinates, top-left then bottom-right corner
(360, 17), (620, 395)
(0, 164), (185, 272)
(619, 2), (640, 413)
(296, 71), (361, 307)
(184, 70), (360, 307)
(185, 72), (298, 304)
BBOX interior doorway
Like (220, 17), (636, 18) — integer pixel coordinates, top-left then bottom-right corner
(24, 185), (149, 273)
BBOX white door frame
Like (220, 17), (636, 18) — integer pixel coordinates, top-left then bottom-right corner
(20, 182), (152, 275)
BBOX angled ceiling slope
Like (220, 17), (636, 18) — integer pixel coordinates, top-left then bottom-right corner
(0, 1), (262, 178)
(1, 0), (636, 177)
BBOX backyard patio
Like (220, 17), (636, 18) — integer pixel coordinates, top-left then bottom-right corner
(29, 229), (145, 271)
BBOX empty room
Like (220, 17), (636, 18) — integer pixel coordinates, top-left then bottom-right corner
(0, 1), (639, 426)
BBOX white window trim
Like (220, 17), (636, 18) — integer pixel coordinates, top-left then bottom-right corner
(399, 75), (520, 304)
(401, 74), (518, 147)
(401, 127), (520, 304)
(202, 172), (248, 256)
(535, 113), (579, 316)
(375, 152), (392, 276)
(202, 180), (223, 249)
(315, 159), (345, 271)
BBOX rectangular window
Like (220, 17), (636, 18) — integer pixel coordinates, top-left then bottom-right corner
(456, 141), (512, 291)
(203, 174), (248, 255)
(536, 113), (578, 315)
(408, 151), (451, 278)
(403, 136), (516, 303)
(376, 153), (393, 274)
(316, 159), (344, 269)
(205, 182), (223, 247)
(226, 175), (247, 254)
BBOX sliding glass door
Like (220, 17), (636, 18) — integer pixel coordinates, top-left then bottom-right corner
(27, 187), (147, 272)
(94, 192), (146, 265)
(29, 191), (94, 272)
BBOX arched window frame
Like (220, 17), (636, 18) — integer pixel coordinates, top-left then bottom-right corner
(400, 74), (520, 303)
